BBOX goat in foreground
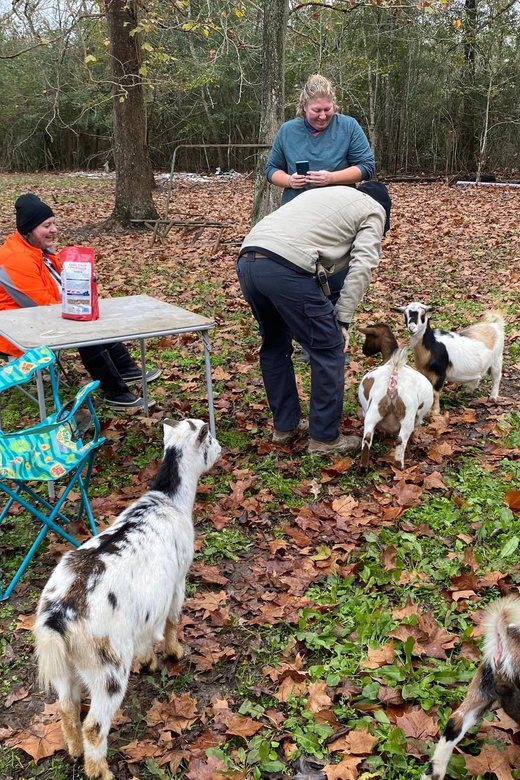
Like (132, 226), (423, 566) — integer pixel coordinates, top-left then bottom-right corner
(422, 597), (520, 780)
(394, 303), (505, 416)
(34, 419), (221, 780)
(358, 323), (433, 470)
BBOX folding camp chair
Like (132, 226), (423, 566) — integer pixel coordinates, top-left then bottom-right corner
(0, 347), (105, 599)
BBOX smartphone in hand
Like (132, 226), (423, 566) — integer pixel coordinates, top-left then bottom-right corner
(295, 160), (310, 176)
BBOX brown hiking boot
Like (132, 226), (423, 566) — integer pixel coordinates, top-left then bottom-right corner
(308, 434), (361, 455)
(272, 419), (309, 444)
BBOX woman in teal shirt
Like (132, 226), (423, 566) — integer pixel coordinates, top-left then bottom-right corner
(266, 74), (375, 206)
(266, 74), (376, 362)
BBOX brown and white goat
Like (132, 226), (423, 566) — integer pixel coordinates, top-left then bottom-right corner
(422, 597), (520, 780)
(394, 303), (505, 416)
(358, 324), (433, 470)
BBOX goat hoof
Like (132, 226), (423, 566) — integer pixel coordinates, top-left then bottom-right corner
(136, 651), (158, 672)
(67, 742), (84, 760)
(84, 757), (114, 780)
(165, 638), (184, 661)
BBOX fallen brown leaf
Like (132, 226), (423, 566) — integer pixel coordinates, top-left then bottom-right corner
(224, 713), (264, 739)
(395, 708), (438, 740)
(464, 742), (513, 780)
(324, 753), (363, 779)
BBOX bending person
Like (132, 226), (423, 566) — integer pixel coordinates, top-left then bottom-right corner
(237, 182), (391, 455)
(0, 193), (160, 410)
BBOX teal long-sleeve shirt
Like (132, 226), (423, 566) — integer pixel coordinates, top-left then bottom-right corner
(265, 114), (375, 205)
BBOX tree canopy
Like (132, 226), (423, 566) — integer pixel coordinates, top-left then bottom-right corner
(1, 0), (519, 175)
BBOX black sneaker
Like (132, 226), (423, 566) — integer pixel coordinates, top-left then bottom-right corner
(103, 391), (156, 410)
(119, 367), (162, 385)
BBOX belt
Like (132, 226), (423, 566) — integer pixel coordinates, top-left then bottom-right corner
(241, 249), (315, 277)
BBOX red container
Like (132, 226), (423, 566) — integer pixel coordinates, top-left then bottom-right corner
(60, 246), (99, 321)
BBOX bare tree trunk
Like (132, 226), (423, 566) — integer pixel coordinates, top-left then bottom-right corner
(460, 0), (478, 172)
(381, 10), (396, 173)
(363, 23), (379, 165)
(105, 0), (158, 224)
(251, 0), (288, 224)
(476, 66), (494, 183)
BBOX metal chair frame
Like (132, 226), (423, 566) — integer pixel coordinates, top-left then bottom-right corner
(0, 347), (104, 599)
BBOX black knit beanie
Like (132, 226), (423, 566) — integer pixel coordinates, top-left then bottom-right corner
(15, 193), (55, 235)
(358, 181), (391, 235)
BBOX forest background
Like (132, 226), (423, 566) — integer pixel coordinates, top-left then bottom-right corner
(1, 0), (519, 180)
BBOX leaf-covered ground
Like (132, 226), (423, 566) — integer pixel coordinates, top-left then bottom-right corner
(1, 173), (520, 780)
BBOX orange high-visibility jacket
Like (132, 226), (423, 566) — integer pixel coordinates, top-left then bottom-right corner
(0, 231), (62, 356)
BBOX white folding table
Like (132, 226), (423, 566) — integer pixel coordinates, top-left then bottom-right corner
(0, 294), (216, 434)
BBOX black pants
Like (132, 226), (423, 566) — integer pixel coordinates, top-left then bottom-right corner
(78, 342), (137, 395)
(237, 251), (345, 442)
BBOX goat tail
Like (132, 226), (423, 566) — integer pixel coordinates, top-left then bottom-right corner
(481, 310), (505, 330)
(388, 346), (409, 372)
(482, 596), (520, 678)
(34, 620), (70, 693)
(386, 347), (408, 397)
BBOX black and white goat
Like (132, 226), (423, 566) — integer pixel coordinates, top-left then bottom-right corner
(358, 324), (433, 470)
(34, 419), (221, 780)
(422, 597), (520, 780)
(394, 303), (505, 416)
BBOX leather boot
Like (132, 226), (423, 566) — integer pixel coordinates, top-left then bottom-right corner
(78, 348), (154, 410)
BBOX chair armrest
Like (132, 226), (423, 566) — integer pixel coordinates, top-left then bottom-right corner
(55, 381), (100, 421)
(0, 346), (56, 392)
(1, 381), (100, 439)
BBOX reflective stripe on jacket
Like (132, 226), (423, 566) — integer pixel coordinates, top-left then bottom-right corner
(0, 231), (62, 356)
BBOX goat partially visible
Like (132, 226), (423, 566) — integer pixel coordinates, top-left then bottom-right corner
(34, 419), (221, 780)
(394, 303), (505, 416)
(421, 596), (520, 780)
(358, 323), (433, 470)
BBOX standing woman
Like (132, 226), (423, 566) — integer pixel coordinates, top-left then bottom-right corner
(266, 74), (375, 206)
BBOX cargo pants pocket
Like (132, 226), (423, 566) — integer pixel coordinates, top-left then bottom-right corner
(304, 299), (343, 349)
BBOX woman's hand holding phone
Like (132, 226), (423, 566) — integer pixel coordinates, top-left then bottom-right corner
(289, 160), (310, 190)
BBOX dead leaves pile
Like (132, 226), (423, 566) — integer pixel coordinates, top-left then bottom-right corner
(1, 177), (520, 779)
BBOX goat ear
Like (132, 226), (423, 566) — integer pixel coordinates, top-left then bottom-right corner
(392, 306), (406, 313)
(196, 423), (209, 446)
(358, 326), (377, 336)
(163, 419), (180, 447)
(424, 305), (434, 312)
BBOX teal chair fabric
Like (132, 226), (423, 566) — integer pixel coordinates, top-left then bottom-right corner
(0, 348), (105, 599)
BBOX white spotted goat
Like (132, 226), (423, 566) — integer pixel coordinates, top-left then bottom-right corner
(34, 418), (221, 780)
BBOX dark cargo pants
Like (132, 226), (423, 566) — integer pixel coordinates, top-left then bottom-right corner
(236, 251), (345, 443)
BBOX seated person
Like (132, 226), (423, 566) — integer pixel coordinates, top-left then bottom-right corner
(0, 193), (160, 410)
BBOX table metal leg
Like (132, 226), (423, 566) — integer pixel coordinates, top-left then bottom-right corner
(201, 332), (216, 437)
(139, 339), (149, 416)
